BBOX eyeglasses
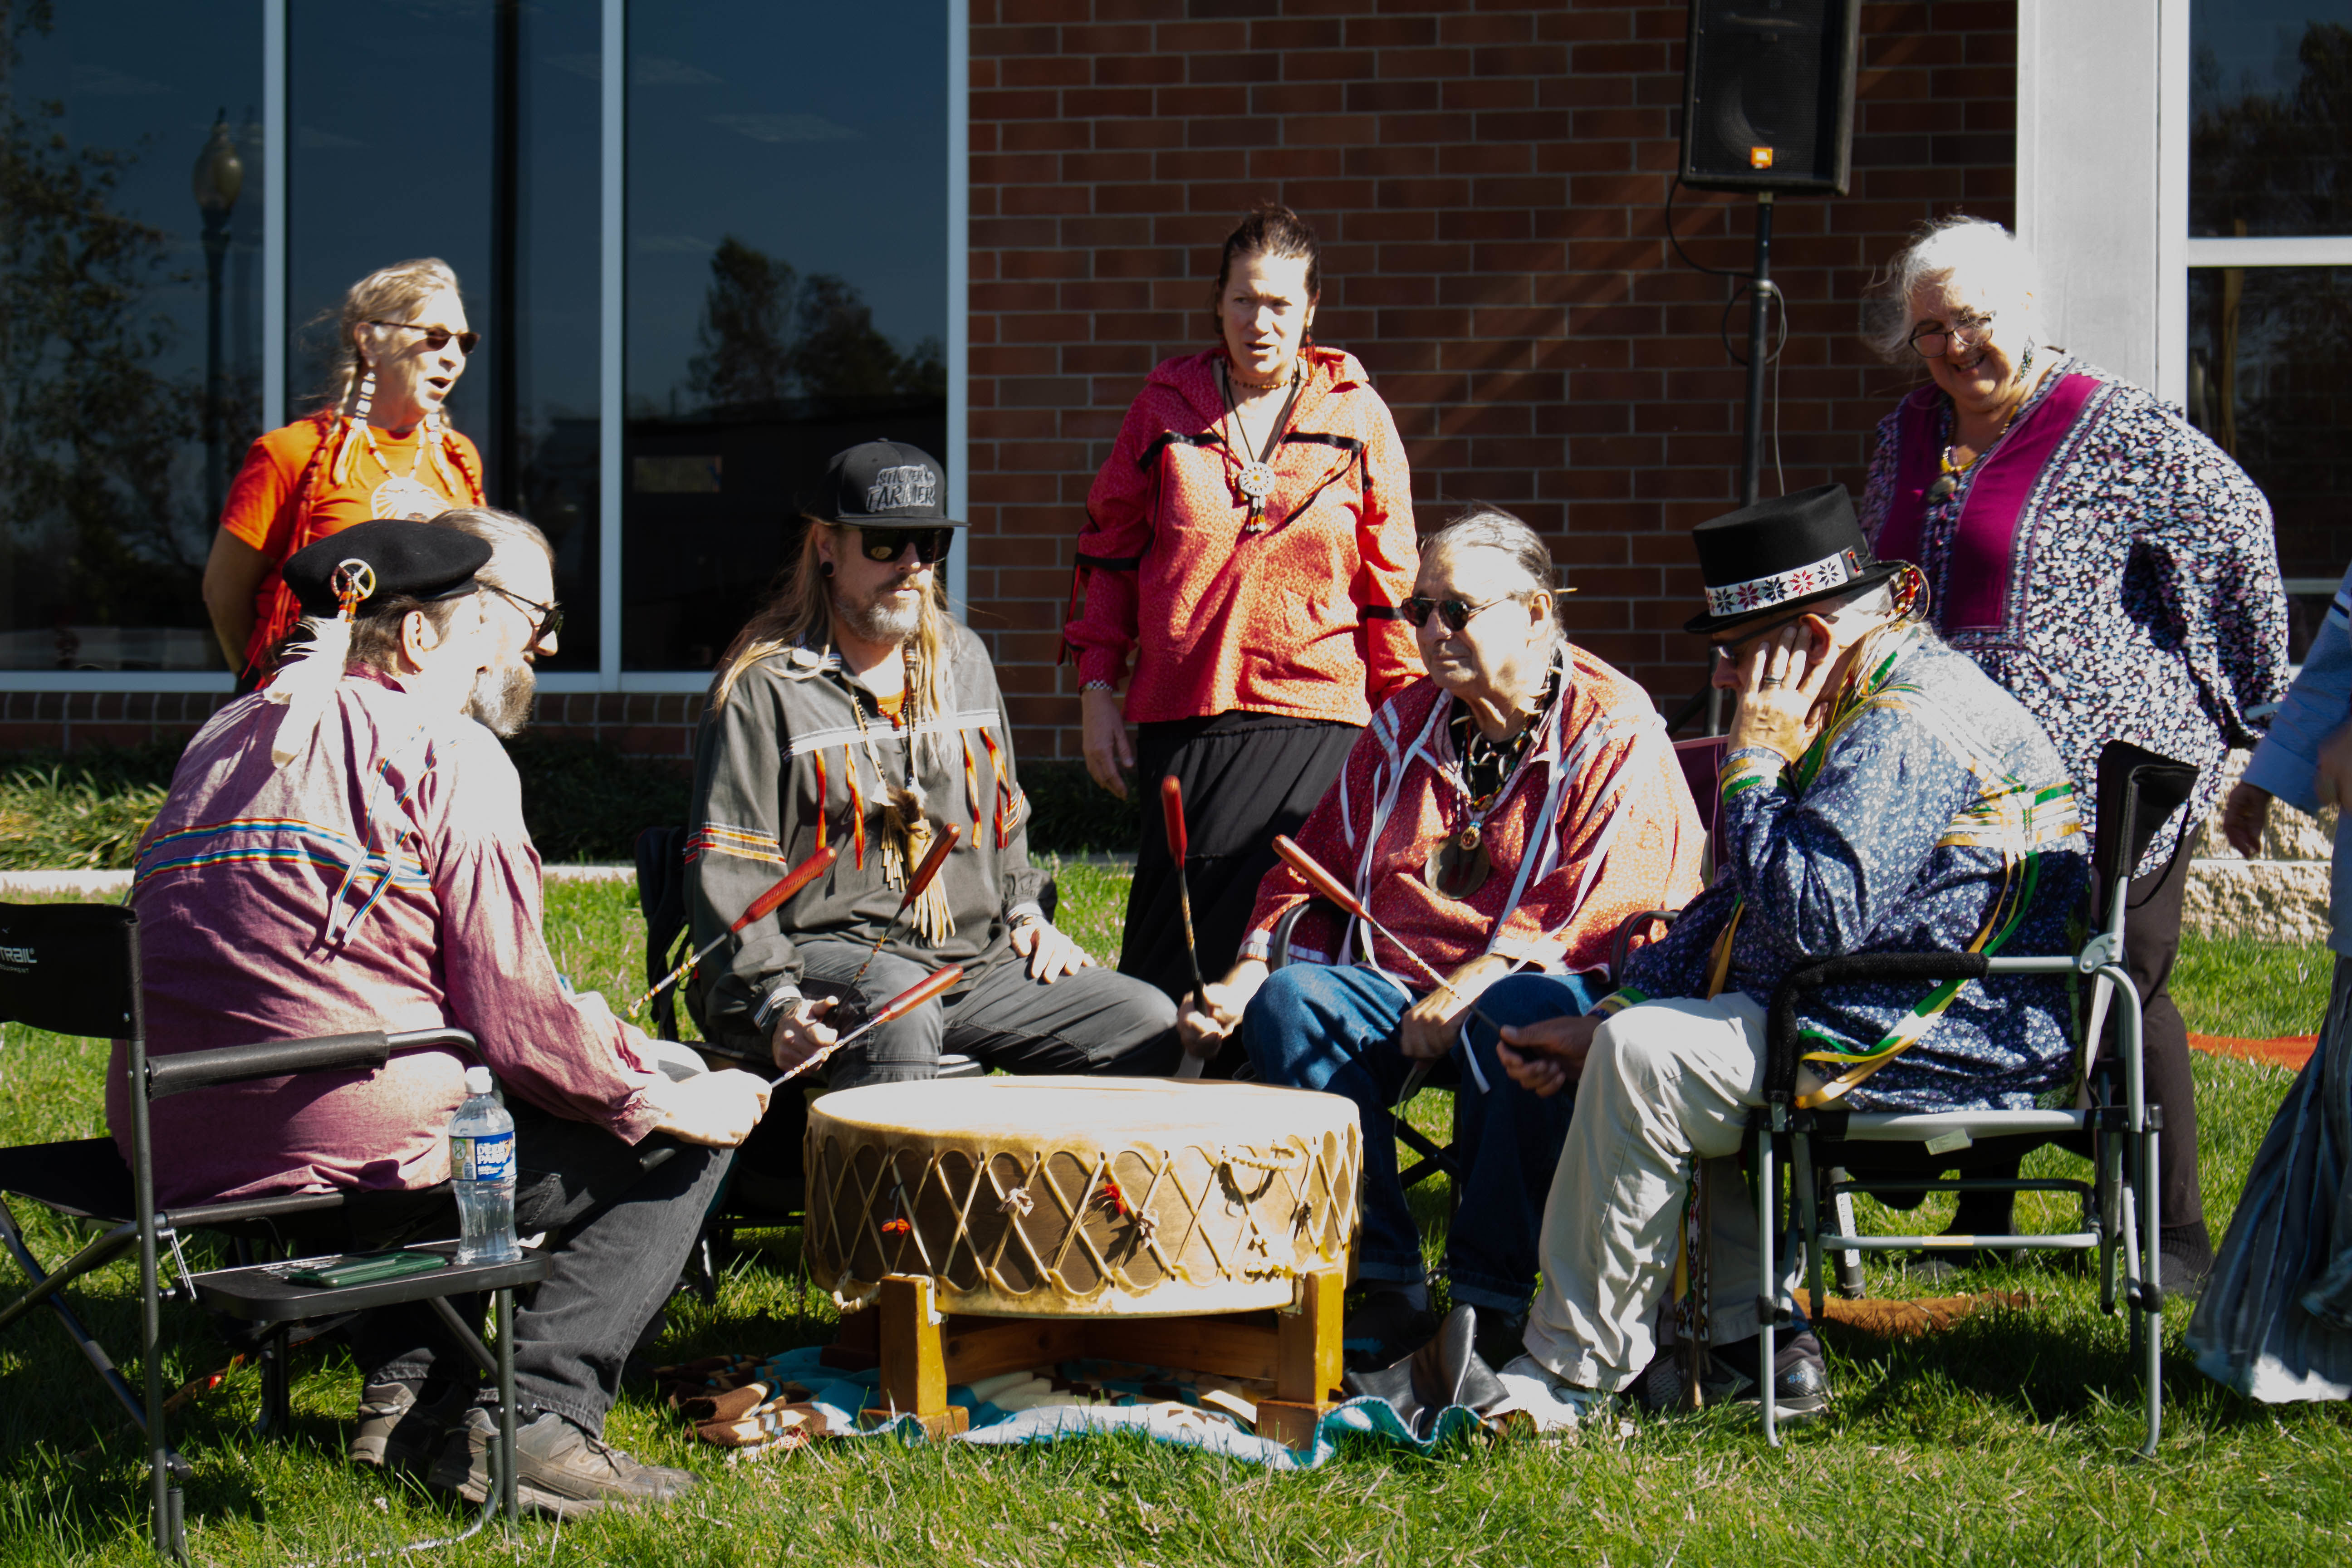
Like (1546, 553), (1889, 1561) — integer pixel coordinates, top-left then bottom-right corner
(1906, 311), (1994, 359)
(1401, 595), (1512, 634)
(487, 584), (562, 646)
(857, 527), (953, 565)
(369, 319), (482, 356)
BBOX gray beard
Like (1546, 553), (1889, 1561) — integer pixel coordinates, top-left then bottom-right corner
(834, 583), (923, 646)
(469, 661), (537, 738)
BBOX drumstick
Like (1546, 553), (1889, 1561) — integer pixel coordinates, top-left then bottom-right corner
(848, 822), (964, 991)
(628, 845), (839, 1018)
(769, 964), (964, 1086)
(1271, 835), (1502, 1102)
(1161, 777), (1214, 1080)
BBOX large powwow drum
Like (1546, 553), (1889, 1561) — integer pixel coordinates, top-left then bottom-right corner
(804, 1077), (1362, 1316)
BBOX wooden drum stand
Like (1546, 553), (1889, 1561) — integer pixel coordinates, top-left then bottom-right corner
(804, 1078), (1363, 1447)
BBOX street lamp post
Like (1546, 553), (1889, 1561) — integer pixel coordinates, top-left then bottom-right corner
(191, 110), (244, 526)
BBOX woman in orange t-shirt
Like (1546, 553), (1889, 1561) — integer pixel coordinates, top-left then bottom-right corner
(201, 257), (485, 681)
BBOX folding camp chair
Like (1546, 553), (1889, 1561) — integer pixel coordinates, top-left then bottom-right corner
(1744, 740), (2198, 1454)
(0, 902), (549, 1560)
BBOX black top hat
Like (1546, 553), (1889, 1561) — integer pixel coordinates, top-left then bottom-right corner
(812, 440), (965, 529)
(1684, 482), (1907, 636)
(282, 519), (493, 619)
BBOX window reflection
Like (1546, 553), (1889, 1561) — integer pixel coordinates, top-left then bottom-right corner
(624, 0), (947, 671)
(2190, 3), (2352, 237)
(2186, 265), (2352, 656)
(0, 4), (263, 670)
(288, 0), (599, 671)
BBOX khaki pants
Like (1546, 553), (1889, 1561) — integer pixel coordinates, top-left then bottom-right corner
(1522, 992), (1794, 1393)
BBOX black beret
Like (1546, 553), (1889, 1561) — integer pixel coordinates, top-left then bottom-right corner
(282, 519), (492, 618)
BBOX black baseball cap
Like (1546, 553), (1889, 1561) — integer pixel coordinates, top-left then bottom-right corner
(282, 519), (493, 618)
(810, 440), (965, 529)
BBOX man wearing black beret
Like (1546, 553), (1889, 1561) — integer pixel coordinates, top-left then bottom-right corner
(119, 518), (768, 1517)
(1394, 485), (2088, 1431)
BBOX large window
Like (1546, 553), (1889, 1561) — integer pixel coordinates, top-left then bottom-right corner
(624, 0), (948, 671)
(2183, 0), (2352, 653)
(0, 0), (957, 691)
(287, 0), (602, 673)
(0, 4), (265, 671)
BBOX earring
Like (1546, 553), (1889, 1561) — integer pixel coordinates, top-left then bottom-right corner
(819, 560), (835, 578)
(352, 367), (377, 424)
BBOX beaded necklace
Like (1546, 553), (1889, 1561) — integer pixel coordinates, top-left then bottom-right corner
(844, 646), (954, 942)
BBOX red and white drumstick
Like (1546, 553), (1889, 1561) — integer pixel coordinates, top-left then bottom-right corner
(628, 844), (839, 1018)
(1162, 776), (1216, 1079)
(1271, 835), (1502, 1101)
(846, 822), (964, 991)
(769, 964), (965, 1086)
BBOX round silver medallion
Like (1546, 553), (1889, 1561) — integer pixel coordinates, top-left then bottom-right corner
(1236, 462), (1275, 503)
(370, 474), (445, 521)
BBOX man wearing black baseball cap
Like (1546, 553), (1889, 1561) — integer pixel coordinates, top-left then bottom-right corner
(1399, 484), (2090, 1430)
(123, 517), (773, 1515)
(683, 440), (1179, 1092)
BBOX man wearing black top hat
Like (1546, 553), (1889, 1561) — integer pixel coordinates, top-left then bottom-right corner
(1377, 484), (2088, 1432)
(683, 440), (1179, 1087)
(126, 519), (774, 1516)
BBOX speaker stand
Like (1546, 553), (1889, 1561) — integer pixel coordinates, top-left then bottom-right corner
(1738, 191), (1777, 511)
(1709, 190), (1779, 740)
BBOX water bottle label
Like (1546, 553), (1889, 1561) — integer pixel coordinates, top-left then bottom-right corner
(455, 1130), (514, 1183)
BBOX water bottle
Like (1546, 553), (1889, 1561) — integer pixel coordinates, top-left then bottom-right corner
(448, 1066), (520, 1264)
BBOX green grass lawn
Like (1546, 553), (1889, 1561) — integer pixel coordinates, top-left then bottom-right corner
(5, 869), (2352, 1564)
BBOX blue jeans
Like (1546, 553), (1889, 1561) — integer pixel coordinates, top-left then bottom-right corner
(1240, 966), (1597, 1315)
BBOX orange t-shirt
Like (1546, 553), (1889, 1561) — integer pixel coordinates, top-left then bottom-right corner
(221, 415), (484, 669)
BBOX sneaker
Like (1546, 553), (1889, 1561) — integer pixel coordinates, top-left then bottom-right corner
(1490, 1353), (1612, 1434)
(429, 1408), (697, 1519)
(1341, 1290), (1437, 1373)
(350, 1379), (475, 1474)
(1635, 1330), (1830, 1424)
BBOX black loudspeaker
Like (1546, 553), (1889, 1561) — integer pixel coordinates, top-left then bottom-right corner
(1679, 0), (1861, 196)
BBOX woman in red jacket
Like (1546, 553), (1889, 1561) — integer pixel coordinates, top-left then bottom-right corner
(1064, 205), (1420, 1044)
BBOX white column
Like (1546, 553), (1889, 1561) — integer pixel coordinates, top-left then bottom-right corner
(2014, 0), (2163, 392)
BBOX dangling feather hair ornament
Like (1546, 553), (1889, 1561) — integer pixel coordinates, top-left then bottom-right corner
(267, 558), (373, 768)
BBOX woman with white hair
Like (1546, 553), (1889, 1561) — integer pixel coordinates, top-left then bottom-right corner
(1181, 506), (1706, 1367)
(201, 258), (485, 685)
(1857, 214), (2291, 1295)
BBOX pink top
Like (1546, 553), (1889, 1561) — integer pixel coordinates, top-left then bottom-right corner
(111, 671), (661, 1206)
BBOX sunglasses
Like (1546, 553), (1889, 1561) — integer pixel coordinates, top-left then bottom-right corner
(1401, 594), (1512, 634)
(488, 584), (563, 646)
(370, 318), (482, 356)
(857, 526), (953, 565)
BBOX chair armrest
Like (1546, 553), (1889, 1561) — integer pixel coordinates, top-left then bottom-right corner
(1763, 953), (1989, 1106)
(1608, 908), (1682, 983)
(146, 1026), (478, 1101)
(1267, 897), (1340, 970)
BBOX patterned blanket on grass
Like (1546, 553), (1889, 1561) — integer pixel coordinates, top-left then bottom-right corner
(654, 1346), (1505, 1469)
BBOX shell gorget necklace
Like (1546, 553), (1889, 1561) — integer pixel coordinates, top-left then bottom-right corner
(1220, 359), (1303, 533)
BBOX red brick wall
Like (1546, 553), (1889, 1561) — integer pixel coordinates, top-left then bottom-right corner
(965, 0), (2018, 759)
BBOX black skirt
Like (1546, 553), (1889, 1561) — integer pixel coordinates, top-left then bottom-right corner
(1117, 710), (1359, 1007)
